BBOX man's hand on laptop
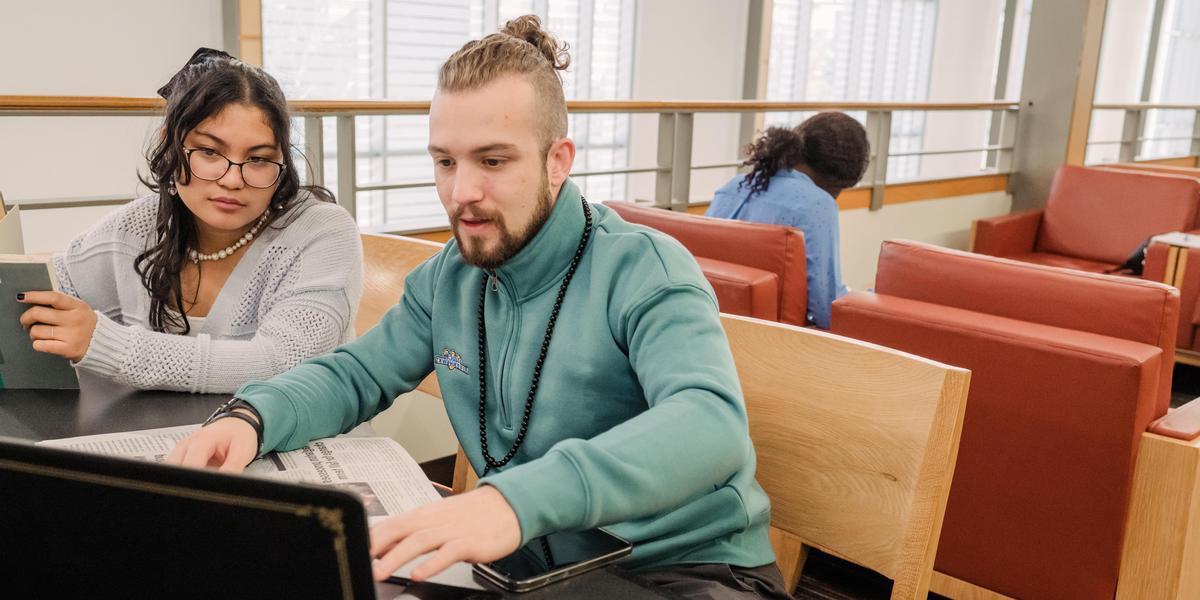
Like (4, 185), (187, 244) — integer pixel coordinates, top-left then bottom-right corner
(166, 417), (257, 472)
(370, 485), (521, 582)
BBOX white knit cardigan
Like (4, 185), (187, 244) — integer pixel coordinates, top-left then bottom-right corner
(53, 193), (363, 393)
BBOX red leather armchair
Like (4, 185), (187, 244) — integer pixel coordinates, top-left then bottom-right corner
(831, 240), (1187, 599)
(604, 202), (809, 326)
(1091, 165), (1200, 356)
(972, 165), (1200, 273)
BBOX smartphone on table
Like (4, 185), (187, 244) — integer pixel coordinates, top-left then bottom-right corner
(472, 528), (632, 592)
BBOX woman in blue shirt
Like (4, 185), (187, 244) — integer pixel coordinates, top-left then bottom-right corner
(706, 112), (869, 328)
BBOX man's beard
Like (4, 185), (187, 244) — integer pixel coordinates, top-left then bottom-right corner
(453, 172), (554, 269)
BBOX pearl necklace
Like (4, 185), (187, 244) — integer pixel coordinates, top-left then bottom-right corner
(188, 209), (270, 263)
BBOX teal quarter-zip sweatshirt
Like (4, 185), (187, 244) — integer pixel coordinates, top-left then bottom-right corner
(236, 179), (775, 570)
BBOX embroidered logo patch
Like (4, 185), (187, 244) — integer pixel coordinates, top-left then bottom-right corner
(434, 348), (470, 375)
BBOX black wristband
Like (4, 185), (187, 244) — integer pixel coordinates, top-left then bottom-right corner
(205, 398), (264, 457)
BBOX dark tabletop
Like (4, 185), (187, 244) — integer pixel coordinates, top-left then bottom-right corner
(0, 372), (678, 600)
(0, 371), (225, 441)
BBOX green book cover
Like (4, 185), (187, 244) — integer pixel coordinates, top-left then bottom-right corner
(0, 255), (80, 389)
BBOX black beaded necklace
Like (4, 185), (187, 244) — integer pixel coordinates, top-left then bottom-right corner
(476, 195), (592, 477)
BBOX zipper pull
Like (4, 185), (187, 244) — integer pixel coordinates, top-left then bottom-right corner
(488, 271), (499, 292)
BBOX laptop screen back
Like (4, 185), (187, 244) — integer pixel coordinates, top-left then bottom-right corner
(0, 438), (376, 599)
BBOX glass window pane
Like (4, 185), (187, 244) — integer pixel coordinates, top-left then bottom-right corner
(263, 0), (635, 229)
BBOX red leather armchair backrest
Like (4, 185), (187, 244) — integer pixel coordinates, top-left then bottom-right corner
(1037, 165), (1200, 264)
(874, 239), (1178, 415)
(605, 202), (808, 326)
(834, 241), (1181, 598)
(832, 291), (1162, 600)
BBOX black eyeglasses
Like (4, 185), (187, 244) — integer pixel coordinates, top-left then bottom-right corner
(183, 147), (286, 189)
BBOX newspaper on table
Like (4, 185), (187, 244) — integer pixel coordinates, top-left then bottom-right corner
(38, 424), (441, 525)
(40, 425), (487, 590)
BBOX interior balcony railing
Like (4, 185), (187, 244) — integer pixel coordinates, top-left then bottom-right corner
(1, 96), (1020, 234)
(1087, 102), (1200, 165)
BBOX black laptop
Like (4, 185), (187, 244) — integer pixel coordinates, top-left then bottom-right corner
(0, 437), (376, 599)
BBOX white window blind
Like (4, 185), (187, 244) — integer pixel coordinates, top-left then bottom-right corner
(764, 0), (937, 180)
(1144, 0), (1200, 159)
(262, 0), (636, 230)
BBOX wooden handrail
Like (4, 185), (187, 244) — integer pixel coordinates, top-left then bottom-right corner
(0, 95), (1021, 115)
(1093, 103), (1200, 111)
(0, 95), (165, 112)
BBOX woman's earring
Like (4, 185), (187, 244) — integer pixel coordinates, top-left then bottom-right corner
(274, 203), (283, 211)
(167, 180), (178, 196)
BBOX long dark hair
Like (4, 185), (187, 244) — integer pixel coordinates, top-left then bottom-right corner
(740, 112), (870, 197)
(136, 52), (333, 334)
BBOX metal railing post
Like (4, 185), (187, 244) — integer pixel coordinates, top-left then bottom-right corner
(985, 109), (1003, 169)
(997, 108), (1019, 174)
(671, 113), (694, 212)
(655, 113), (675, 209)
(864, 110), (892, 211)
(1191, 109), (1200, 158)
(1119, 108), (1144, 163)
(336, 115), (357, 219)
(0, 97), (1035, 221)
(303, 116), (324, 186)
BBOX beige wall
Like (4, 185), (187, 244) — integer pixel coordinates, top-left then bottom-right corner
(919, 0), (1008, 180)
(1087, 0), (1157, 164)
(371, 390), (458, 464)
(0, 1), (224, 245)
(626, 0), (749, 203)
(840, 190), (1013, 291)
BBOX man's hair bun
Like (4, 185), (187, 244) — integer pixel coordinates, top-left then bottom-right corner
(502, 15), (571, 70)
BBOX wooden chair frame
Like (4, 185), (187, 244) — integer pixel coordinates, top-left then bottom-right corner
(361, 232), (975, 597)
(929, 430), (1200, 600)
(722, 315), (968, 598)
(455, 314), (969, 599)
(358, 232), (444, 398)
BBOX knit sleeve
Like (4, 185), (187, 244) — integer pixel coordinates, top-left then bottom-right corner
(52, 253), (80, 298)
(74, 211), (364, 393)
(51, 196), (160, 311)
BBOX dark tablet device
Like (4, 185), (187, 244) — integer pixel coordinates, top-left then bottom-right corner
(473, 528), (633, 592)
(0, 437), (376, 599)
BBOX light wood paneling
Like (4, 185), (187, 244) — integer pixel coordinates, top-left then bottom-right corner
(408, 230), (454, 244)
(0, 95), (1019, 115)
(1136, 156), (1199, 168)
(768, 527), (809, 590)
(688, 175), (1007, 216)
(451, 446), (479, 494)
(427, 174), (1006, 240)
(1176, 348), (1200, 368)
(722, 314), (969, 598)
(238, 0), (263, 66)
(1116, 432), (1200, 599)
(1065, 0), (1110, 166)
(930, 572), (1016, 600)
(882, 175), (1008, 206)
(0, 95), (165, 112)
(448, 313), (969, 599)
(837, 188), (872, 210)
(1107, 162), (1200, 178)
(357, 232), (443, 397)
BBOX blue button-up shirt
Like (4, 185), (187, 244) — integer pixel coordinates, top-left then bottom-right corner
(706, 169), (848, 328)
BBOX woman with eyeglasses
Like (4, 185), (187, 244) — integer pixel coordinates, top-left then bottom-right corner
(17, 49), (362, 393)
